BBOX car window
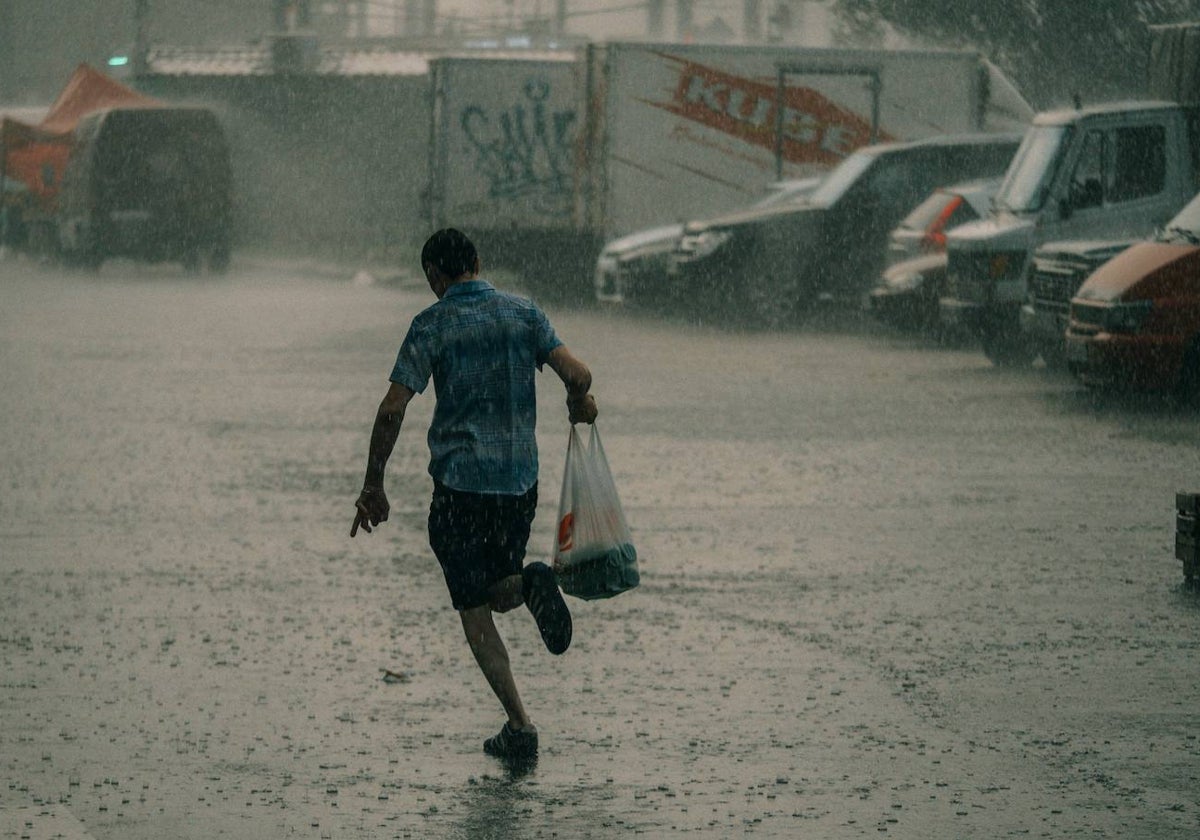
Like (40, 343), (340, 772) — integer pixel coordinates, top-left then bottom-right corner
(1105, 124), (1166, 203)
(1068, 129), (1105, 210)
(859, 151), (932, 213)
(809, 151), (876, 205)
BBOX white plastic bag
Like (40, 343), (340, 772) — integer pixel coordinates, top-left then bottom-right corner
(551, 424), (639, 600)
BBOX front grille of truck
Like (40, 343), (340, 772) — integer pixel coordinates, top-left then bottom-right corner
(1029, 259), (1089, 315)
(946, 249), (1026, 303)
(945, 249), (989, 303)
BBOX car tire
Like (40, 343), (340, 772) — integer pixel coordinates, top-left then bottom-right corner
(744, 271), (814, 329)
(980, 322), (1036, 367)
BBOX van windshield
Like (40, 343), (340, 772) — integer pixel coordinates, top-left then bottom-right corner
(993, 125), (1071, 213)
(808, 151), (876, 206)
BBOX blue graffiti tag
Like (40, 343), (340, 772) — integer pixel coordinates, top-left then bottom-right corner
(460, 77), (576, 211)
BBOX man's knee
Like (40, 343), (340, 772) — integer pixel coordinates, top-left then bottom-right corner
(488, 575), (524, 613)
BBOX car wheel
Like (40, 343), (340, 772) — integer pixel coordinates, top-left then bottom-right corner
(743, 271), (814, 329)
(980, 322), (1036, 367)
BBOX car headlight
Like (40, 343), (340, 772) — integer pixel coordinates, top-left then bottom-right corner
(1103, 300), (1153, 333)
(682, 229), (733, 259)
(885, 271), (924, 293)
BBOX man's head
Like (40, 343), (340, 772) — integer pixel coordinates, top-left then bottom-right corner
(421, 228), (480, 297)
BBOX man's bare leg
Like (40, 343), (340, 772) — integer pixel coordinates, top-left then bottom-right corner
(460, 602), (531, 730)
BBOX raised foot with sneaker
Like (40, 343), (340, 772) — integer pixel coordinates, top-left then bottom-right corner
(522, 561), (572, 655)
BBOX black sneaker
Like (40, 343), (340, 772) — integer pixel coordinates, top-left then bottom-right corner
(483, 722), (538, 760)
(522, 562), (572, 655)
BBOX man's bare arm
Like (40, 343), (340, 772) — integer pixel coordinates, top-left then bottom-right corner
(351, 382), (415, 537)
(547, 345), (597, 424)
(364, 382), (415, 488)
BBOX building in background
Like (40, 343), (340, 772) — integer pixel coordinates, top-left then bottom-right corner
(1, 1), (843, 105)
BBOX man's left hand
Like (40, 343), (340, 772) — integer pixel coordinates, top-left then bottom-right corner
(351, 487), (390, 537)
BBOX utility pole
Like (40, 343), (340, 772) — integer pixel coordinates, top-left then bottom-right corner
(133, 0), (149, 77)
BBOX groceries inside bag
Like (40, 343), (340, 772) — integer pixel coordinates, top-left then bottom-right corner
(551, 424), (639, 600)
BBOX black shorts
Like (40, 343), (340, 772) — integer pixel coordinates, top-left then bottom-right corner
(427, 481), (538, 611)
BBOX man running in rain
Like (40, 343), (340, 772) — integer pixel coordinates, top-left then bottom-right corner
(351, 228), (597, 762)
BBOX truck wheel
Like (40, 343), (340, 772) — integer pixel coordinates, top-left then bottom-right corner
(980, 323), (1035, 367)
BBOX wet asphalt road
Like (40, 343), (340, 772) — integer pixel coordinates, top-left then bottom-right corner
(1, 255), (1199, 839)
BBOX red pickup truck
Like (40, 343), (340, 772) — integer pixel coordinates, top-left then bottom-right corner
(1064, 192), (1200, 399)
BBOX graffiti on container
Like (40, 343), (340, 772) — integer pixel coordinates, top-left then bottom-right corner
(459, 77), (576, 213)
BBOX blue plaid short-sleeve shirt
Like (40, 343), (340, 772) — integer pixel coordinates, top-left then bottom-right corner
(389, 280), (563, 495)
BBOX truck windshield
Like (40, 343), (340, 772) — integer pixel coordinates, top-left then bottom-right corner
(993, 125), (1071, 213)
(808, 151), (876, 206)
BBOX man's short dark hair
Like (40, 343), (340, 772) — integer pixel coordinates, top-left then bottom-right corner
(422, 228), (478, 279)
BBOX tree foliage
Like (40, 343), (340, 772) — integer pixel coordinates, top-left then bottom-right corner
(830, 0), (1200, 108)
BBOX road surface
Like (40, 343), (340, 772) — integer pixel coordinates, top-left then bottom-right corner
(1, 255), (1198, 839)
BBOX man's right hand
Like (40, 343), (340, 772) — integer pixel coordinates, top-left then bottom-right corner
(567, 393), (597, 425)
(351, 487), (390, 537)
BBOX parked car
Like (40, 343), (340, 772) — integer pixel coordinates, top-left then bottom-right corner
(1018, 238), (1138, 366)
(594, 176), (821, 307)
(868, 177), (1000, 332)
(667, 132), (1021, 326)
(1065, 191), (1200, 398)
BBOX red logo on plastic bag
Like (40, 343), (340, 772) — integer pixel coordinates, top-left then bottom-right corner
(557, 512), (574, 552)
